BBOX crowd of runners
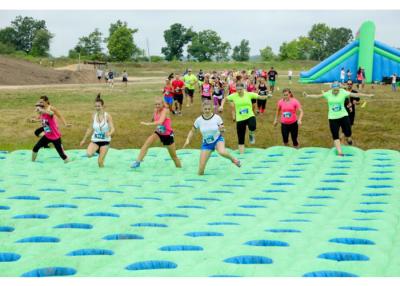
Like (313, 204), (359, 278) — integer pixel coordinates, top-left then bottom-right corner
(29, 67), (375, 175)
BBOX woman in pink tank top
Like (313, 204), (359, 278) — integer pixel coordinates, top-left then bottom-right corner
(201, 76), (213, 101)
(130, 97), (182, 169)
(273, 89), (304, 148)
(31, 96), (72, 163)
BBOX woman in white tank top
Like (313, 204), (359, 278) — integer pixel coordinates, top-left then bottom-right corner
(80, 94), (115, 167)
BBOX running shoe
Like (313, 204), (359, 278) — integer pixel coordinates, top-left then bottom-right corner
(337, 153), (345, 157)
(130, 161), (141, 169)
(347, 139), (353, 145)
(249, 133), (256, 144)
(232, 159), (241, 168)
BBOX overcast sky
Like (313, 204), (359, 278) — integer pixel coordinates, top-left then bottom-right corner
(0, 10), (399, 57)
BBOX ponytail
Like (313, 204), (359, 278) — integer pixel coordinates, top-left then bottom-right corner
(95, 93), (104, 106)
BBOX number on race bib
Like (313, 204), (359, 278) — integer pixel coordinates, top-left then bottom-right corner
(283, 112), (292, 118)
(332, 104), (342, 112)
(95, 132), (106, 139)
(239, 108), (249, 115)
(43, 125), (51, 133)
(157, 125), (166, 134)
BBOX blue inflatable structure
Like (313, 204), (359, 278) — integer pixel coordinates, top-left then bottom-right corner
(300, 21), (400, 83)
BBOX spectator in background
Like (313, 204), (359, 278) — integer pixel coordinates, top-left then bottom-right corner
(356, 67), (364, 90)
(392, 73), (398, 92)
(288, 70), (293, 84)
(347, 69), (352, 81)
(122, 70), (128, 87)
(340, 68), (345, 83)
(108, 70), (114, 88)
(361, 68), (366, 89)
(96, 68), (103, 82)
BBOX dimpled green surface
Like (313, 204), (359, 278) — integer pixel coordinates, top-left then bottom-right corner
(0, 146), (399, 277)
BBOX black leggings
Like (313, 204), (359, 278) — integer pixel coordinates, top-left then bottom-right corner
(257, 99), (267, 110)
(33, 136), (67, 160)
(281, 121), (299, 146)
(329, 116), (352, 140)
(34, 127), (50, 148)
(236, 116), (256, 145)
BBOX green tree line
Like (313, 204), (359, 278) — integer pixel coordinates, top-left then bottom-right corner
(0, 16), (354, 63)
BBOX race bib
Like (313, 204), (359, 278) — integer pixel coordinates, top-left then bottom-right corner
(283, 112), (292, 118)
(42, 120), (51, 133)
(95, 132), (106, 139)
(204, 135), (215, 144)
(43, 125), (51, 133)
(239, 108), (249, 115)
(157, 125), (166, 134)
(332, 104), (342, 112)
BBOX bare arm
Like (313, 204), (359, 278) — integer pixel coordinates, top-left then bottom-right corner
(51, 106), (71, 126)
(273, 105), (280, 126)
(80, 116), (94, 146)
(183, 126), (196, 148)
(142, 109), (168, 126)
(297, 107), (304, 125)
(353, 92), (374, 97)
(106, 114), (115, 137)
(305, 93), (324, 98)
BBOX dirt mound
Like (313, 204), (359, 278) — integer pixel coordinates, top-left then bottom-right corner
(0, 56), (98, 85)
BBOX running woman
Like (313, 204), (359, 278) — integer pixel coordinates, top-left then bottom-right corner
(200, 76), (213, 101)
(256, 77), (270, 114)
(183, 68), (197, 107)
(172, 74), (185, 115)
(183, 100), (240, 175)
(80, 94), (115, 168)
(131, 97), (182, 169)
(306, 82), (353, 156)
(212, 77), (224, 114)
(273, 89), (304, 148)
(268, 67), (278, 92)
(220, 82), (270, 154)
(247, 77), (257, 114)
(163, 79), (174, 112)
(344, 80), (360, 126)
(32, 96), (71, 163)
(197, 69), (205, 88)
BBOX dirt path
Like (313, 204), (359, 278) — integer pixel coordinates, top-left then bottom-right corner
(0, 76), (165, 90)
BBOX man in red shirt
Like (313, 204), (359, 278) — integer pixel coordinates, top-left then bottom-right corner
(172, 74), (185, 115)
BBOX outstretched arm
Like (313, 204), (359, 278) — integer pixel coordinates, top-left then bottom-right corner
(141, 109), (168, 126)
(51, 106), (71, 127)
(183, 127), (196, 149)
(106, 114), (115, 137)
(80, 118), (93, 147)
(353, 92), (374, 97)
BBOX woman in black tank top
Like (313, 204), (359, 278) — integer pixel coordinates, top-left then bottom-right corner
(257, 78), (269, 114)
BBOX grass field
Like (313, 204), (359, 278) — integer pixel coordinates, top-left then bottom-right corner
(0, 63), (399, 152)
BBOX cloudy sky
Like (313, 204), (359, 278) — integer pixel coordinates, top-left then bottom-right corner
(0, 10), (399, 57)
